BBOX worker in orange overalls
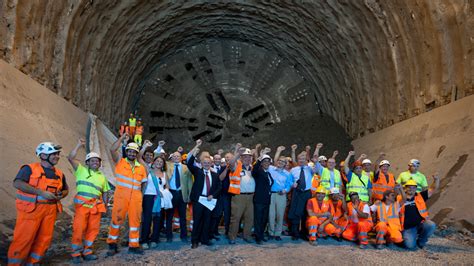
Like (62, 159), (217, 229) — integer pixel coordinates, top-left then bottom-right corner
(134, 120), (144, 146)
(119, 121), (129, 137)
(107, 134), (147, 255)
(342, 191), (373, 249)
(67, 139), (110, 263)
(306, 186), (339, 246)
(328, 187), (348, 240)
(8, 142), (69, 265)
(371, 186), (406, 249)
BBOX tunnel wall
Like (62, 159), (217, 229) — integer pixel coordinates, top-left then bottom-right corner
(0, 59), (87, 239)
(352, 94), (474, 227)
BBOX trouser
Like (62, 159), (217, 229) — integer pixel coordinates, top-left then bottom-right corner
(71, 204), (102, 257)
(342, 221), (373, 245)
(287, 190), (311, 238)
(191, 201), (212, 244)
(8, 204), (57, 265)
(140, 195), (161, 244)
(331, 217), (349, 237)
(134, 134), (142, 146)
(375, 222), (403, 245)
(129, 126), (136, 137)
(209, 193), (231, 236)
(268, 193), (287, 237)
(306, 216), (339, 241)
(254, 203), (270, 241)
(107, 190), (142, 247)
(228, 193), (254, 240)
(167, 189), (187, 239)
(402, 220), (436, 249)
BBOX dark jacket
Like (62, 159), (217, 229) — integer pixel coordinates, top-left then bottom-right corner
(252, 159), (274, 205)
(187, 154), (222, 203)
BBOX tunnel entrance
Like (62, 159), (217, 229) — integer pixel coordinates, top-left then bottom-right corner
(131, 39), (352, 150)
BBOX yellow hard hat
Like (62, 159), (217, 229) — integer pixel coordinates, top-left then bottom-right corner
(125, 142), (140, 152)
(404, 179), (418, 187)
(315, 186), (328, 194)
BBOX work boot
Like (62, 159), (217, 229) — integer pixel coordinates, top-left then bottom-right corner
(309, 240), (318, 246)
(141, 243), (150, 250)
(275, 236), (282, 241)
(228, 239), (236, 245)
(376, 244), (384, 250)
(359, 244), (367, 249)
(83, 254), (98, 261)
(71, 256), (83, 264)
(106, 243), (118, 257)
(150, 242), (159, 249)
(128, 247), (144, 255)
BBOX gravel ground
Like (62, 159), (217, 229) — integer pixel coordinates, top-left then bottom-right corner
(42, 234), (473, 265)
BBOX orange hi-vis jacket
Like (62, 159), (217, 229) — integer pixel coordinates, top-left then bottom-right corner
(372, 172), (395, 201)
(374, 201), (401, 230)
(16, 163), (64, 213)
(347, 202), (372, 223)
(399, 193), (429, 229)
(135, 125), (144, 135)
(329, 199), (344, 220)
(115, 158), (147, 192)
(228, 160), (243, 195)
(307, 198), (332, 222)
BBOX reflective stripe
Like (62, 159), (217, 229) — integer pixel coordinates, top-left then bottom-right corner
(16, 193), (36, 202)
(116, 181), (141, 190)
(377, 231), (385, 235)
(419, 209), (428, 213)
(8, 258), (23, 264)
(229, 183), (240, 188)
(83, 249), (93, 254)
(77, 180), (103, 192)
(77, 191), (100, 199)
(83, 240), (93, 247)
(129, 238), (139, 243)
(72, 243), (82, 249)
(359, 232), (368, 236)
(30, 252), (42, 260)
(74, 198), (85, 204)
(108, 235), (119, 240)
(116, 174), (141, 185)
(111, 223), (120, 229)
(130, 227), (139, 231)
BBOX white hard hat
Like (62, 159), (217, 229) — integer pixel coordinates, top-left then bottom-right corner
(125, 142), (140, 152)
(318, 155), (328, 162)
(35, 142), (62, 157)
(85, 152), (101, 161)
(379, 160), (390, 166)
(362, 159), (372, 165)
(241, 148), (252, 155)
(330, 187), (340, 194)
(409, 159), (420, 166)
(261, 154), (272, 162)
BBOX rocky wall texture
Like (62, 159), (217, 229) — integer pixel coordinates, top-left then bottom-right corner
(0, 0), (472, 140)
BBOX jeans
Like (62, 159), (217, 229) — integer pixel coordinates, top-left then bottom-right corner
(402, 220), (436, 250)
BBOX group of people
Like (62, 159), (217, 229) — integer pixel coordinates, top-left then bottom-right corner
(7, 134), (441, 265)
(119, 113), (144, 146)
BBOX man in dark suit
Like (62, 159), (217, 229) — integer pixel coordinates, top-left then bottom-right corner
(186, 139), (222, 249)
(252, 148), (274, 244)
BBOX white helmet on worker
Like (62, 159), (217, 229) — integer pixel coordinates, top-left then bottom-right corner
(330, 187), (340, 194)
(85, 152), (101, 162)
(362, 159), (372, 165)
(261, 154), (272, 162)
(379, 160), (390, 167)
(318, 155), (328, 162)
(409, 159), (420, 166)
(125, 142), (140, 152)
(35, 142), (62, 157)
(241, 148), (252, 155)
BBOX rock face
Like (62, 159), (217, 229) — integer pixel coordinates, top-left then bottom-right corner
(0, 1), (472, 145)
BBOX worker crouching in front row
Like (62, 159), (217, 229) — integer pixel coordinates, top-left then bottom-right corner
(342, 192), (373, 249)
(306, 186), (341, 246)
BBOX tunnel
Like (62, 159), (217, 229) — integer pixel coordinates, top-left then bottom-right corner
(1, 0), (473, 263)
(2, 0), (471, 150)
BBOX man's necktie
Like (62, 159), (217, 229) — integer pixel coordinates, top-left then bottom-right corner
(205, 171), (211, 196)
(298, 166), (306, 191)
(175, 164), (180, 189)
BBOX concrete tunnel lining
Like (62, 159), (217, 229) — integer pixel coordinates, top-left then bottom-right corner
(1, 0), (471, 146)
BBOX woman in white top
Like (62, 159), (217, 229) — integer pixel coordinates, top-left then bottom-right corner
(138, 141), (172, 249)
